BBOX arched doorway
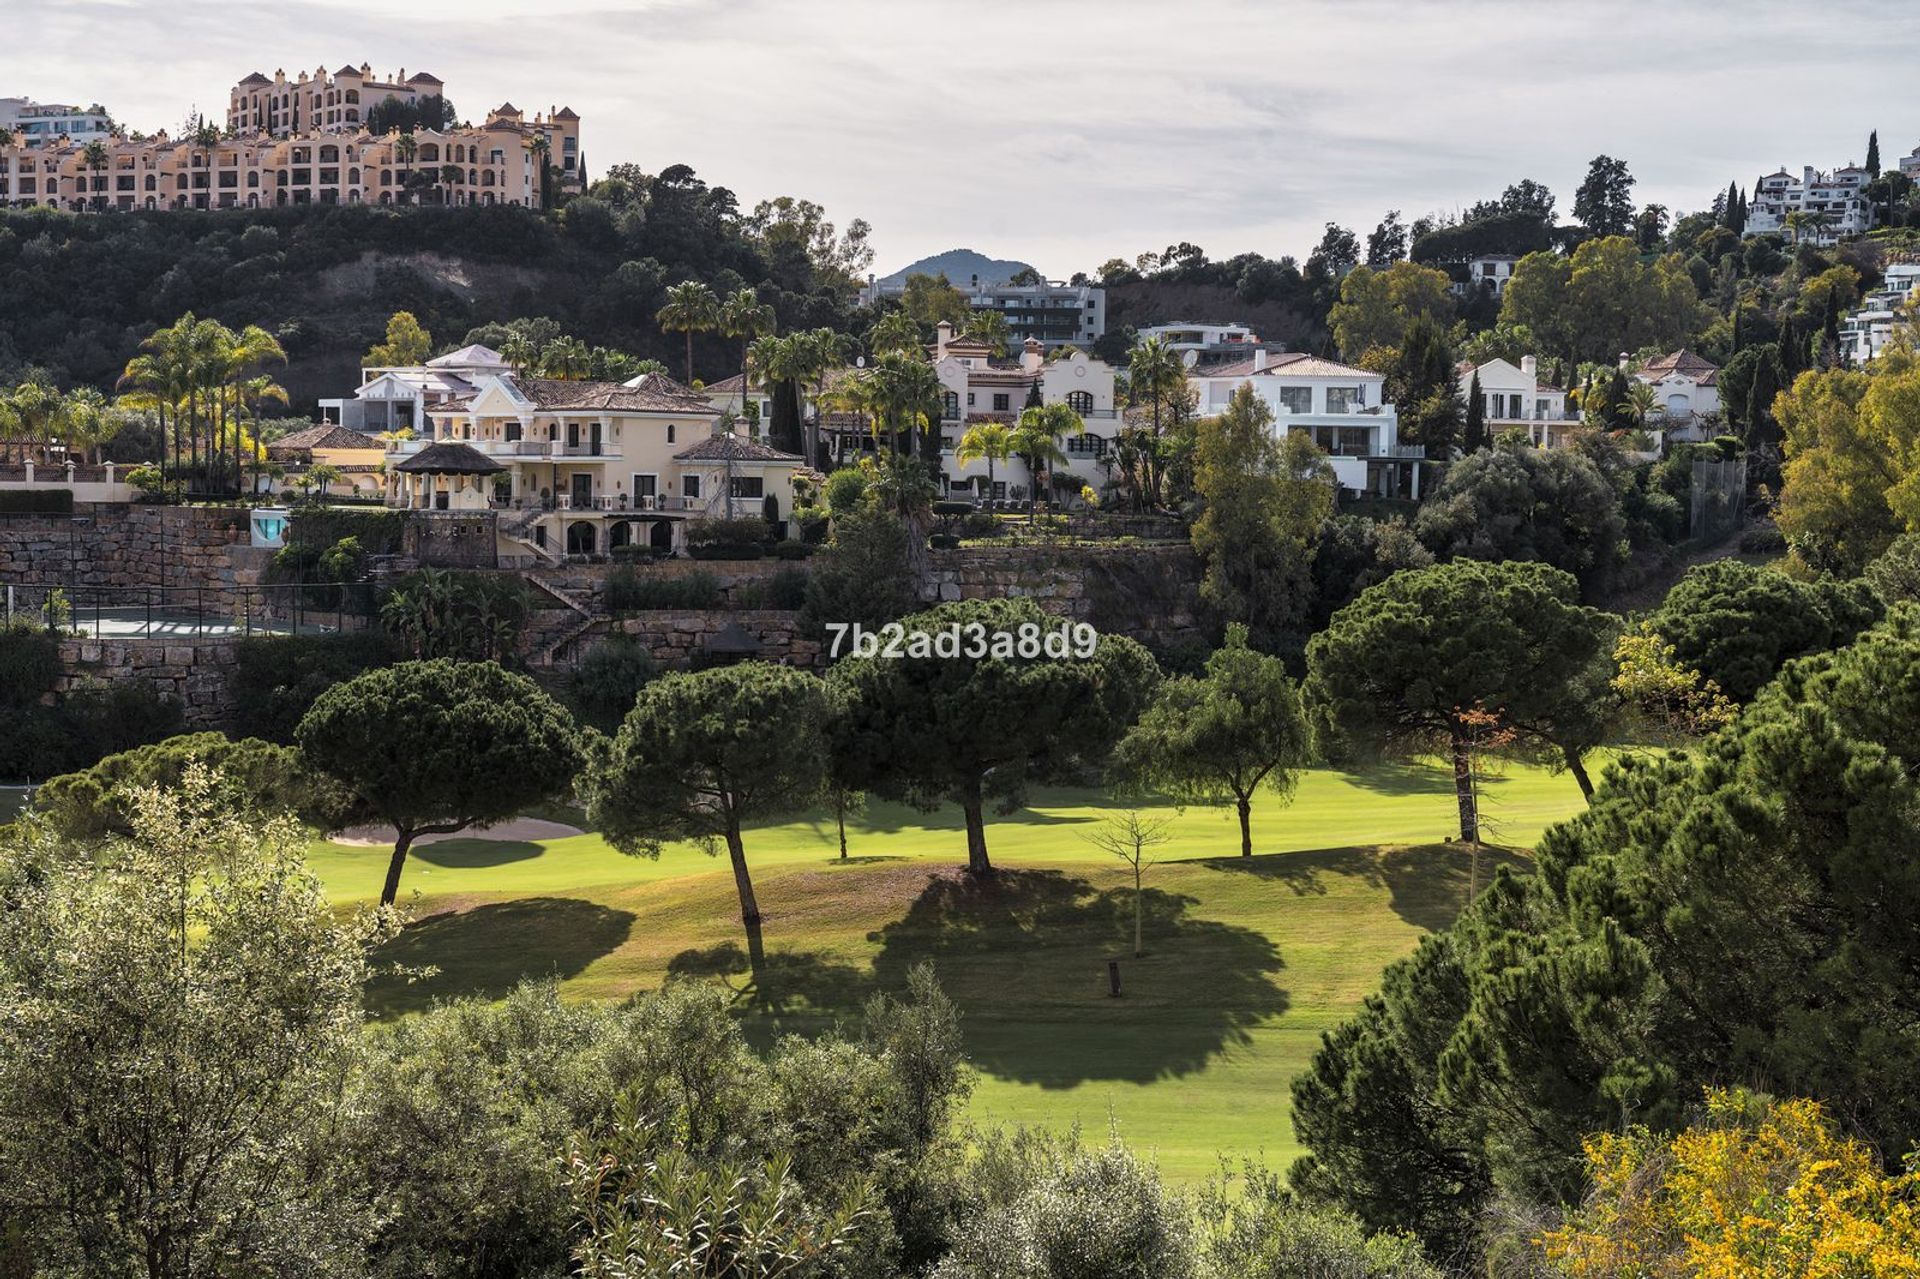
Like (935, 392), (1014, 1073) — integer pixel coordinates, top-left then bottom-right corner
(608, 520), (633, 552)
(649, 521), (674, 552)
(566, 520), (597, 556)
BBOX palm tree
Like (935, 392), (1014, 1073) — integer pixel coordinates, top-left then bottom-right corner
(1010, 402), (1078, 519)
(192, 118), (220, 209)
(394, 132), (418, 203)
(529, 134), (553, 208)
(1622, 380), (1662, 433)
(55, 387), (115, 464)
(656, 281), (720, 384)
(965, 308), (1010, 358)
(748, 333), (803, 454)
(540, 336), (591, 379)
(867, 311), (921, 358)
(860, 353), (944, 461)
(501, 332), (538, 378)
(793, 328), (852, 467)
(119, 319), (192, 480)
(306, 463), (344, 501)
(1128, 336), (1184, 504)
(5, 381), (64, 465)
(955, 422), (1012, 499)
(220, 324), (287, 496)
(719, 288), (776, 414)
(82, 140), (110, 211)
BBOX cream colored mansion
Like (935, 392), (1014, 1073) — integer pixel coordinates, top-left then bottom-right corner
(0, 64), (580, 212)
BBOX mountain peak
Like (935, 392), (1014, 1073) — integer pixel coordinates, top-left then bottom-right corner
(878, 248), (1037, 289)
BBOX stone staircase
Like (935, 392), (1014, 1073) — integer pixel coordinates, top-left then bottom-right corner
(523, 568), (605, 667)
(499, 508), (561, 568)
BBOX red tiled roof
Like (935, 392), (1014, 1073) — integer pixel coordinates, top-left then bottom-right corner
(1639, 349), (1720, 380)
(266, 424), (382, 456)
(673, 434), (804, 463)
(518, 375), (712, 413)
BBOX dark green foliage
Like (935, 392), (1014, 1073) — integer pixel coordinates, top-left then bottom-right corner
(229, 632), (399, 743)
(564, 634), (660, 734)
(0, 626), (184, 783)
(297, 659), (584, 905)
(282, 507), (407, 559)
(1113, 624), (1310, 857)
(1385, 316), (1462, 458)
(0, 489), (72, 513)
(592, 661), (833, 956)
(1647, 558), (1881, 701)
(379, 569), (530, 662)
(684, 517), (768, 560)
(801, 506), (918, 635)
(604, 567), (721, 611)
(1866, 531), (1920, 605)
(1294, 608), (1920, 1252)
(1462, 371), (1488, 453)
(1413, 441), (1627, 594)
(1304, 561), (1616, 838)
(1572, 155), (1635, 236)
(32, 732), (360, 840)
(733, 565), (809, 610)
(1409, 212), (1553, 265)
(829, 597), (1161, 874)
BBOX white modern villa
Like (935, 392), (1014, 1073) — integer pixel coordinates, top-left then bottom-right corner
(1744, 165), (1877, 245)
(1457, 356), (1577, 447)
(320, 343), (514, 433)
(1839, 262), (1920, 365)
(1186, 351), (1425, 498)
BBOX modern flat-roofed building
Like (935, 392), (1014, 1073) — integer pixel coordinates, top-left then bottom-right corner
(1744, 164), (1876, 245)
(1133, 321), (1282, 369)
(0, 97), (114, 146)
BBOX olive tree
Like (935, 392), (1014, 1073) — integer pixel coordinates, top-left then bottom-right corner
(1113, 623), (1309, 857)
(590, 661), (832, 969)
(0, 770), (386, 1277)
(829, 597), (1160, 875)
(296, 659), (586, 906)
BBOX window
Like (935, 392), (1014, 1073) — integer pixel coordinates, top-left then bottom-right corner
(632, 474), (658, 499)
(667, 423), (676, 443)
(681, 474), (702, 499)
(966, 392), (975, 407)
(1325, 386), (1365, 414)
(1066, 391), (1094, 413)
(942, 391), (960, 418)
(993, 393), (1010, 412)
(1277, 386), (1313, 414)
(730, 476), (764, 499)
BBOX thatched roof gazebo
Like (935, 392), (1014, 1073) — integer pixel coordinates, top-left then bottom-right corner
(390, 441), (505, 510)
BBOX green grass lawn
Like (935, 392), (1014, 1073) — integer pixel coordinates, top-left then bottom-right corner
(315, 758), (1588, 1180)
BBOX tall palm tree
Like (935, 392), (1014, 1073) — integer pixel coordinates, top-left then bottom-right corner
(1010, 402), (1078, 519)
(82, 140), (110, 211)
(860, 353), (945, 462)
(719, 288), (776, 414)
(394, 132), (418, 204)
(955, 421), (1012, 498)
(220, 324), (287, 496)
(1127, 336), (1184, 503)
(748, 333), (803, 454)
(965, 308), (1010, 358)
(120, 319), (191, 479)
(192, 118), (220, 209)
(867, 311), (921, 359)
(55, 387), (116, 464)
(540, 336), (590, 379)
(528, 133), (552, 208)
(501, 332), (538, 378)
(656, 281), (720, 384)
(793, 328), (852, 466)
(7, 382), (65, 465)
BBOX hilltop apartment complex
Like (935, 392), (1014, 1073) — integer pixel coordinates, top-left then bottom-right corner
(0, 97), (114, 146)
(0, 64), (581, 212)
(1743, 164), (1876, 245)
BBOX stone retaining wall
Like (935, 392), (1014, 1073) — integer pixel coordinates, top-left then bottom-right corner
(923, 544), (1208, 652)
(609, 609), (822, 669)
(0, 505), (263, 591)
(55, 636), (242, 727)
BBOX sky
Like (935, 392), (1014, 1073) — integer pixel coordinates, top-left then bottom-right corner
(12, 0), (1920, 277)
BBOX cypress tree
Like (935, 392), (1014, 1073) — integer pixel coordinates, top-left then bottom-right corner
(1464, 370), (1488, 452)
(1867, 130), (1881, 178)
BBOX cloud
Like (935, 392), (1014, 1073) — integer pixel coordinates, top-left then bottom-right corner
(16, 0), (1920, 275)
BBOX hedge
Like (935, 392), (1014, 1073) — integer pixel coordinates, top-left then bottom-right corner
(0, 489), (75, 514)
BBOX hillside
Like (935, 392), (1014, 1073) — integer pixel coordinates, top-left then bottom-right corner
(1103, 277), (1325, 354)
(0, 191), (861, 412)
(879, 247), (1036, 288)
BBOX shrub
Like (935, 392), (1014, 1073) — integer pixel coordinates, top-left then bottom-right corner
(564, 634), (659, 733)
(684, 517), (767, 560)
(771, 539), (811, 560)
(1866, 532), (1920, 604)
(801, 507), (917, 634)
(928, 533), (961, 550)
(733, 566), (809, 611)
(229, 631), (400, 743)
(1740, 522), (1788, 554)
(0, 489), (73, 514)
(604, 568), (721, 611)
(822, 466), (869, 515)
(961, 512), (1003, 539)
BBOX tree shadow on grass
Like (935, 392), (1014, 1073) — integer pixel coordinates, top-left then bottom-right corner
(665, 942), (873, 1021)
(868, 868), (1287, 1087)
(414, 839), (544, 869)
(365, 898), (635, 1017)
(1203, 844), (1532, 934)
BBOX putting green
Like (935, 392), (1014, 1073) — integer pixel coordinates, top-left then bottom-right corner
(315, 757), (1591, 1179)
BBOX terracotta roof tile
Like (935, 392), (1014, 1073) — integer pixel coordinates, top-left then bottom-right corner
(673, 434), (804, 463)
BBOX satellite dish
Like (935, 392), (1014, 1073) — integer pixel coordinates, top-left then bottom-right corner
(1181, 350), (1199, 368)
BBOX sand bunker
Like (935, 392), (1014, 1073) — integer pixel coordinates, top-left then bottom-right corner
(331, 817), (585, 847)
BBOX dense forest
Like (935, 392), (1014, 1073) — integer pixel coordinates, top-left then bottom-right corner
(0, 162), (870, 408)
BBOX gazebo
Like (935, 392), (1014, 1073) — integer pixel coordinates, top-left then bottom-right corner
(390, 442), (505, 510)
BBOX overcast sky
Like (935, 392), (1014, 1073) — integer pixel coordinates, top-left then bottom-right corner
(19, 0), (1920, 276)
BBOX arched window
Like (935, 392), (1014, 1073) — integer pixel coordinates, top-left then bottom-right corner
(246, 171), (260, 187)
(418, 143), (439, 162)
(347, 167), (359, 184)
(1066, 391), (1094, 413)
(319, 145), (339, 162)
(942, 391), (960, 418)
(380, 168), (391, 184)
(468, 168), (477, 185)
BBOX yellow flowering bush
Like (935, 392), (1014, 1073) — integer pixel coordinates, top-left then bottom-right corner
(1541, 1089), (1920, 1277)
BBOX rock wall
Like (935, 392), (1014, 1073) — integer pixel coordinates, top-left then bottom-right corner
(403, 511), (499, 569)
(56, 636), (242, 727)
(0, 505), (264, 591)
(609, 609), (822, 669)
(922, 544), (1209, 653)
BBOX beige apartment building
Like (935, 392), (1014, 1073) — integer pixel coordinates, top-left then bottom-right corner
(228, 64), (444, 137)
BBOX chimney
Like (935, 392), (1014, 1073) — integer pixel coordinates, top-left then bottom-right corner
(1022, 337), (1044, 373)
(934, 320), (953, 359)
(1252, 348), (1269, 373)
(1521, 354), (1537, 379)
